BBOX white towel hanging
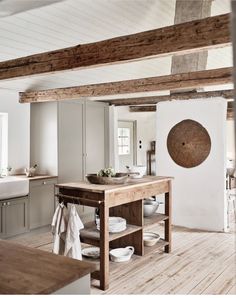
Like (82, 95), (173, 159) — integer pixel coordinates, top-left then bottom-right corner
(51, 202), (68, 255)
(64, 204), (84, 260)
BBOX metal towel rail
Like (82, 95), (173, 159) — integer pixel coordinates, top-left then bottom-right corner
(55, 193), (102, 207)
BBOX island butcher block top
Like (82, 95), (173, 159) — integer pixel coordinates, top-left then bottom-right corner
(57, 176), (172, 193)
(56, 176), (173, 207)
(0, 240), (96, 294)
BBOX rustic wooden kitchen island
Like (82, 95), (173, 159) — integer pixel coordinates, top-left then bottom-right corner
(55, 176), (173, 290)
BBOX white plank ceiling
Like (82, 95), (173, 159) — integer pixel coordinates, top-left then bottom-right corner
(0, 0), (233, 98)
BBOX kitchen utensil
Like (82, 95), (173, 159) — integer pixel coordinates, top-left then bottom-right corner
(81, 246), (100, 259)
(109, 246), (134, 262)
(143, 199), (159, 217)
(143, 232), (160, 246)
(86, 173), (129, 185)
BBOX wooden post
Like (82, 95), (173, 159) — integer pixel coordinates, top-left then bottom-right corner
(171, 0), (212, 93)
(99, 201), (109, 290)
(164, 181), (172, 253)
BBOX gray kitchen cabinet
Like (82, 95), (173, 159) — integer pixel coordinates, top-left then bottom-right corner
(58, 100), (109, 222)
(0, 196), (29, 239)
(29, 178), (57, 229)
(0, 202), (5, 238)
(30, 100), (108, 223)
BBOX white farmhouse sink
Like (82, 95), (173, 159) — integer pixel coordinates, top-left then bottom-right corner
(0, 176), (29, 200)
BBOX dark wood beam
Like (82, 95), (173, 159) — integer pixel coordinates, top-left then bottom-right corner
(102, 89), (234, 106)
(19, 67), (233, 103)
(0, 13), (231, 81)
(129, 104), (234, 120)
(129, 106), (156, 112)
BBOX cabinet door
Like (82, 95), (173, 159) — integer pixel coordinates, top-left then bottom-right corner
(85, 101), (109, 174)
(58, 101), (84, 183)
(0, 202), (6, 238)
(83, 101), (109, 220)
(5, 197), (29, 238)
(30, 179), (56, 229)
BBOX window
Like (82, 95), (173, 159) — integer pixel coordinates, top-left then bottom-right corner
(0, 113), (8, 172)
(118, 127), (130, 155)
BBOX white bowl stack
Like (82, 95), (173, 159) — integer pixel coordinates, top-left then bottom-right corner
(96, 217), (127, 233)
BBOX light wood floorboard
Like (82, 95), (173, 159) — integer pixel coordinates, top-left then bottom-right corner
(8, 221), (236, 295)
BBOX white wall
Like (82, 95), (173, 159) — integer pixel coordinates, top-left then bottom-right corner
(0, 90), (30, 174)
(226, 120), (235, 160)
(156, 98), (227, 232)
(116, 106), (156, 167)
(108, 106), (119, 171)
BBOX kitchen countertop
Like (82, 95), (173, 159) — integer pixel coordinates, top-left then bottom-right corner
(56, 175), (173, 193)
(11, 174), (58, 181)
(0, 240), (96, 294)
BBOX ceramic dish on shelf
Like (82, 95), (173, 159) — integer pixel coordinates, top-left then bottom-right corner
(143, 199), (159, 217)
(96, 216), (127, 233)
(109, 246), (134, 262)
(143, 232), (160, 247)
(81, 246), (100, 259)
(96, 225), (127, 233)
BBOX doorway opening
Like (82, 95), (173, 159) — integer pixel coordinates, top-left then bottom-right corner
(117, 120), (137, 172)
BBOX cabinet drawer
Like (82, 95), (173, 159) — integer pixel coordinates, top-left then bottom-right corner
(30, 178), (57, 189)
(29, 180), (56, 229)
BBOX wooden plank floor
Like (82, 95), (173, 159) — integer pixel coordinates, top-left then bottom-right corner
(8, 220), (236, 295)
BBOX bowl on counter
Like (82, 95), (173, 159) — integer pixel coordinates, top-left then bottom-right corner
(127, 165), (147, 178)
(86, 173), (129, 185)
(143, 232), (160, 247)
(143, 199), (159, 217)
(109, 246), (134, 262)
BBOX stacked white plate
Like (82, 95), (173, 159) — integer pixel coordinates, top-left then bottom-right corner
(96, 217), (127, 233)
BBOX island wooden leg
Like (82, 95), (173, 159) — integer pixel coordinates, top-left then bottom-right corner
(164, 181), (172, 253)
(99, 202), (109, 290)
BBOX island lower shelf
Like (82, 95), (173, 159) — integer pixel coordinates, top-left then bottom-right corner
(81, 238), (169, 276)
(80, 222), (142, 246)
(144, 213), (169, 228)
(80, 213), (169, 248)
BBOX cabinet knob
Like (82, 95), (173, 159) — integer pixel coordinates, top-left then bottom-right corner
(7, 202), (10, 206)
(3, 202), (6, 206)
(43, 181), (47, 185)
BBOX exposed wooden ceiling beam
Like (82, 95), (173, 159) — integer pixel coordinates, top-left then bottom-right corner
(101, 89), (234, 106)
(129, 105), (234, 119)
(19, 67), (233, 103)
(130, 106), (156, 112)
(0, 13), (231, 81)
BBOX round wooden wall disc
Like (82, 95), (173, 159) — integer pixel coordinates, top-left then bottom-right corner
(167, 119), (211, 168)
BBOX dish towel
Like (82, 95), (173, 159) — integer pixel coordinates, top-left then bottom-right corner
(51, 202), (68, 255)
(64, 205), (84, 260)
